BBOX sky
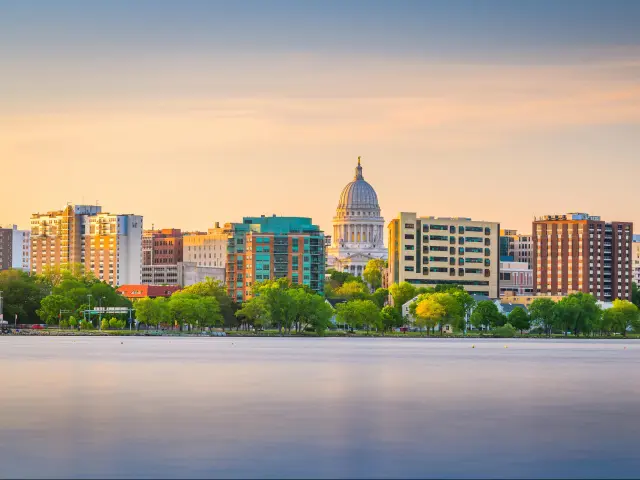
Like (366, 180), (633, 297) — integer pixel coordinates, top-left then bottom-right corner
(2, 0), (640, 237)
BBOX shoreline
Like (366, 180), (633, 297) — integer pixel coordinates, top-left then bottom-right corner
(2, 330), (638, 340)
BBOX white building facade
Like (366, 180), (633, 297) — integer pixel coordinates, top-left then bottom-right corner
(326, 158), (387, 277)
(85, 213), (142, 287)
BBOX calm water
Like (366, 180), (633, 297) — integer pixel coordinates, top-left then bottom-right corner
(1, 337), (639, 479)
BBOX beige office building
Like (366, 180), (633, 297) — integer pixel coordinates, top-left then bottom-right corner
(388, 213), (500, 298)
(183, 223), (228, 268)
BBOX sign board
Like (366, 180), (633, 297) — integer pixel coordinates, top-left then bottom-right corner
(94, 307), (130, 314)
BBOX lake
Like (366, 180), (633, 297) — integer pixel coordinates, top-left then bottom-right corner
(0, 337), (639, 479)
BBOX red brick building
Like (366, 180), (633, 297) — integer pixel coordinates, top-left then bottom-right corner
(533, 213), (633, 301)
(142, 229), (183, 265)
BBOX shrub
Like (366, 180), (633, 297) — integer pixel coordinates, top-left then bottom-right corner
(68, 316), (78, 328)
(101, 318), (110, 330)
(80, 319), (94, 330)
(59, 319), (69, 329)
(493, 322), (516, 338)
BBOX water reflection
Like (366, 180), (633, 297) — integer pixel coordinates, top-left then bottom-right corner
(0, 337), (639, 478)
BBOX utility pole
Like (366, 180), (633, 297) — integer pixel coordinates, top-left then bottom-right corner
(87, 294), (92, 327)
(0, 290), (3, 324)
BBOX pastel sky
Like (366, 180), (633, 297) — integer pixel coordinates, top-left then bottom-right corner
(2, 0), (640, 237)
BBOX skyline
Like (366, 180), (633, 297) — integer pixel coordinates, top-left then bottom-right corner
(2, 0), (640, 235)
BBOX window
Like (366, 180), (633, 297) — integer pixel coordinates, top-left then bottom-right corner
(465, 237), (482, 243)
(430, 246), (447, 252)
(485, 227), (491, 235)
(458, 268), (465, 276)
(466, 268), (483, 274)
(431, 225), (448, 231)
(485, 238), (491, 246)
(422, 267), (429, 275)
(458, 247), (465, 255)
(422, 257), (429, 264)
(430, 235), (448, 241)
(449, 247), (456, 255)
(484, 269), (491, 277)
(429, 256), (448, 263)
(450, 236), (456, 244)
(450, 268), (456, 276)
(404, 266), (415, 272)
(404, 234), (415, 240)
(405, 245), (415, 250)
(459, 237), (465, 245)
(458, 226), (465, 234)
(404, 255), (415, 261)
(405, 223), (415, 229)
(449, 226), (456, 234)
(484, 248), (491, 256)
(484, 259), (491, 267)
(466, 226), (483, 232)
(422, 225), (429, 232)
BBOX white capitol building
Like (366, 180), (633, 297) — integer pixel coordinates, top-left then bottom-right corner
(327, 157), (388, 276)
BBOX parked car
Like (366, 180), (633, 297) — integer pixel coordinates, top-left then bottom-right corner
(31, 324), (44, 330)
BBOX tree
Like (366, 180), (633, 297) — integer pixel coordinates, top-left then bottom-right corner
(180, 277), (236, 330)
(470, 300), (501, 331)
(195, 296), (223, 330)
(381, 305), (403, 331)
(529, 298), (556, 337)
(325, 269), (364, 290)
(306, 295), (334, 335)
(370, 288), (389, 309)
(389, 282), (417, 311)
(414, 297), (446, 335)
(168, 293), (200, 331)
(236, 296), (268, 331)
(632, 282), (640, 309)
(37, 294), (74, 325)
(493, 322), (516, 338)
(68, 316), (78, 329)
(252, 279), (291, 334)
(554, 293), (601, 337)
(335, 280), (370, 300)
(0, 270), (48, 324)
(363, 259), (385, 291)
(508, 307), (530, 334)
(101, 318), (110, 330)
(335, 299), (382, 332)
(604, 299), (639, 336)
(409, 292), (465, 334)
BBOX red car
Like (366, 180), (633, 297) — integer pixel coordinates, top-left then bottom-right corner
(31, 324), (44, 330)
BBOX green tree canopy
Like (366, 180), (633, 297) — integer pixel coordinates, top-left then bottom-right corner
(470, 300), (501, 330)
(363, 259), (386, 291)
(529, 298), (556, 336)
(335, 299), (382, 332)
(334, 280), (370, 300)
(370, 288), (389, 309)
(508, 307), (530, 334)
(381, 305), (403, 331)
(0, 270), (48, 323)
(389, 282), (417, 310)
(37, 294), (74, 325)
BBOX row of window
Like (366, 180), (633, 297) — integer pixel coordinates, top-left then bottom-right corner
(404, 266), (491, 277)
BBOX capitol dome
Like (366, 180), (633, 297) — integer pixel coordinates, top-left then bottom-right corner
(337, 158), (380, 210)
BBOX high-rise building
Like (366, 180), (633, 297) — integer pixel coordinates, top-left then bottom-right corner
(388, 213), (500, 298)
(84, 213), (143, 287)
(499, 229), (533, 268)
(632, 235), (640, 285)
(183, 223), (227, 269)
(0, 225), (31, 271)
(142, 228), (183, 266)
(30, 204), (142, 287)
(532, 213), (633, 301)
(327, 158), (387, 277)
(30, 205), (102, 274)
(226, 216), (325, 302)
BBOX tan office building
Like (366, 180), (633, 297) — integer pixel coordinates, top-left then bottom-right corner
(183, 223), (228, 269)
(389, 212), (500, 298)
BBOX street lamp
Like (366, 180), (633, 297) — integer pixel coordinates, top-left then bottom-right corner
(87, 294), (92, 327)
